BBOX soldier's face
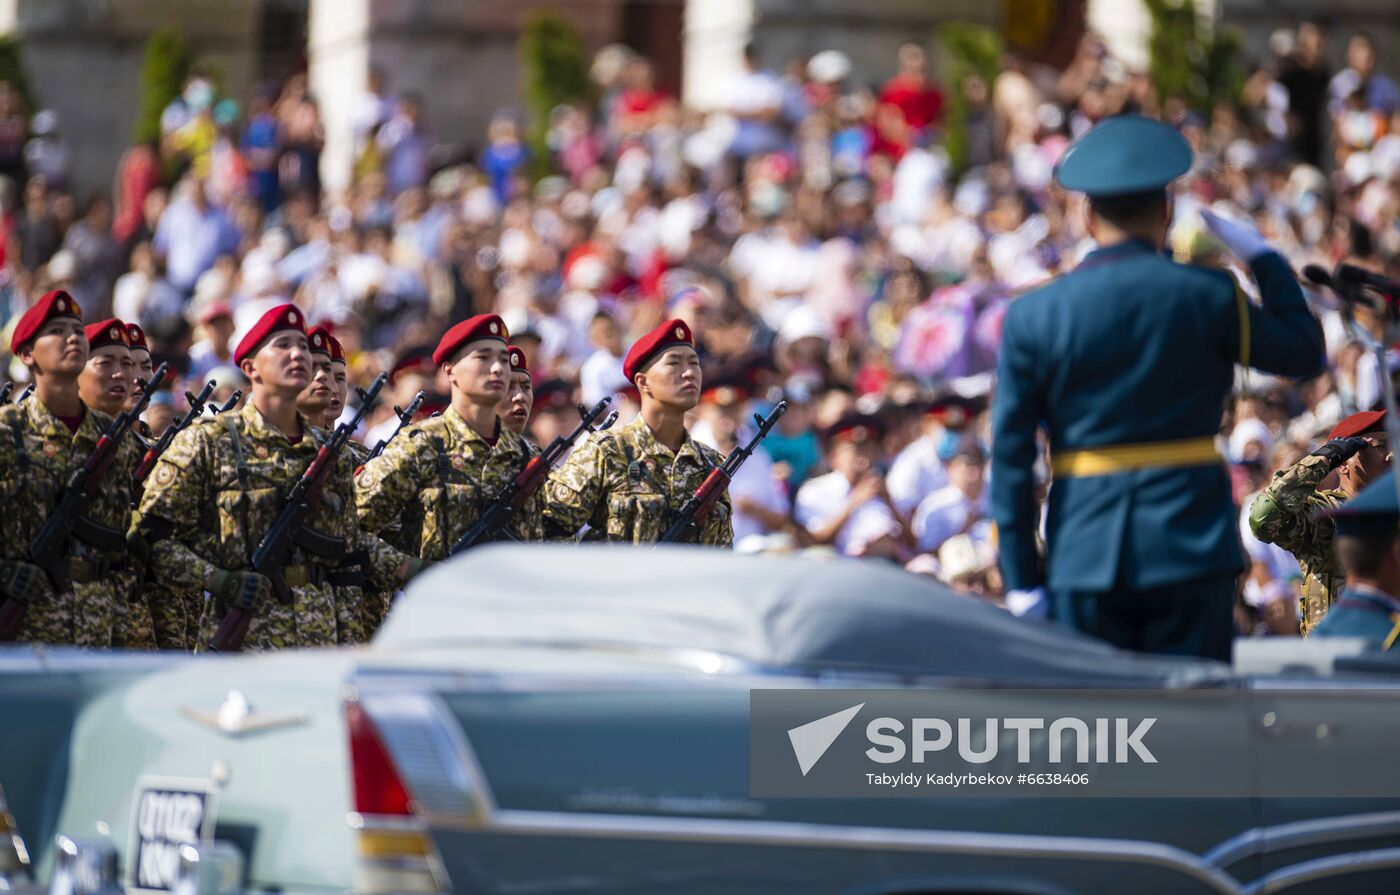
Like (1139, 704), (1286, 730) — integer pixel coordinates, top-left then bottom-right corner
(78, 344), (132, 415)
(447, 340), (510, 406)
(126, 350), (154, 411)
(298, 353), (335, 417)
(22, 318), (87, 378)
(247, 331), (311, 393)
(497, 371), (533, 435)
(327, 362), (348, 425)
(637, 346), (701, 411)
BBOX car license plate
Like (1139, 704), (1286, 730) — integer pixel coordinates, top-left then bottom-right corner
(127, 777), (217, 894)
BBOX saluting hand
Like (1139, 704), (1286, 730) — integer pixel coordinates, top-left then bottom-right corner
(1200, 208), (1273, 264)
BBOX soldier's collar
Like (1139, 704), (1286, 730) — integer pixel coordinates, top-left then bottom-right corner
(241, 401), (316, 446)
(1081, 237), (1160, 262)
(629, 414), (704, 463)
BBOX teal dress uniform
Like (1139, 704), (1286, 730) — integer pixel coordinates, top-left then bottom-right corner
(1312, 470), (1400, 648)
(1310, 587), (1400, 648)
(991, 116), (1327, 659)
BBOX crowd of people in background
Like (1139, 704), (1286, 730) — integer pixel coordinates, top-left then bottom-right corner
(0, 21), (1397, 635)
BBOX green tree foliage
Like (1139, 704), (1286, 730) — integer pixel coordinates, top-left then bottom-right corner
(939, 23), (1004, 172)
(519, 10), (591, 176)
(0, 36), (35, 111)
(134, 28), (194, 145)
(1145, 0), (1242, 112)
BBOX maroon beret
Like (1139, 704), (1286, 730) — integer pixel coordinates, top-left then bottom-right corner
(327, 333), (346, 365)
(623, 317), (694, 382)
(307, 325), (334, 359)
(234, 303), (307, 366)
(508, 344), (528, 375)
(433, 314), (509, 366)
(125, 322), (149, 354)
(85, 318), (131, 353)
(390, 345), (434, 383)
(1329, 410), (1387, 441)
(10, 290), (83, 354)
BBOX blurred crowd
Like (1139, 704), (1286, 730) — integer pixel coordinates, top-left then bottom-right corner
(0, 21), (1398, 631)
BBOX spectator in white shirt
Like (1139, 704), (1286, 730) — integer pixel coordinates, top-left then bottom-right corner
(693, 374), (790, 547)
(912, 443), (988, 554)
(579, 309), (627, 407)
(795, 412), (898, 555)
(886, 394), (984, 515)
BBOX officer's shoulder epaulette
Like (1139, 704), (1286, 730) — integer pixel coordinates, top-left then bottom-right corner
(1179, 261), (1239, 291)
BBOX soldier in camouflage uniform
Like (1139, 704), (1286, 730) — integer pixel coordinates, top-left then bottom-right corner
(544, 318), (732, 546)
(497, 344), (536, 448)
(74, 319), (158, 649)
(1249, 410), (1391, 634)
(297, 326), (376, 643)
(135, 304), (411, 652)
(357, 314), (544, 561)
(0, 291), (142, 647)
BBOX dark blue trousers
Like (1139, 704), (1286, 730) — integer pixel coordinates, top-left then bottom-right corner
(1052, 572), (1237, 661)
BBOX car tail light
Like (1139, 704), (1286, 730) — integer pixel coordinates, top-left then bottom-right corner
(345, 701), (447, 895)
(0, 782), (31, 884)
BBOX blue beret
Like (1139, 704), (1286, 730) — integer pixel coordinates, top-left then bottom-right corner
(1328, 470), (1400, 537)
(1053, 115), (1193, 196)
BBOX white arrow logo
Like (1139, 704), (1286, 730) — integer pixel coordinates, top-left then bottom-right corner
(787, 703), (864, 776)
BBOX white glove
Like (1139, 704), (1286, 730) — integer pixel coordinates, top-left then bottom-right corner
(1200, 208), (1273, 264)
(1005, 587), (1049, 620)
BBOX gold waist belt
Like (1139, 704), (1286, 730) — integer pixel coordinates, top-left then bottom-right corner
(1051, 437), (1223, 478)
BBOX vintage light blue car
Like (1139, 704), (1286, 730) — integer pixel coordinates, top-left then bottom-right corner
(2, 545), (1400, 895)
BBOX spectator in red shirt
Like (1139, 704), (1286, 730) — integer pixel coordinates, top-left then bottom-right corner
(612, 59), (670, 140)
(878, 43), (944, 145)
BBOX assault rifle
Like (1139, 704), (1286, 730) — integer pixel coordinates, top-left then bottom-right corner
(209, 373), (387, 652)
(0, 363), (169, 639)
(132, 380), (219, 486)
(0, 382), (11, 404)
(367, 390), (425, 460)
(658, 400), (787, 545)
(214, 390), (241, 413)
(449, 396), (616, 555)
(15, 384), (33, 404)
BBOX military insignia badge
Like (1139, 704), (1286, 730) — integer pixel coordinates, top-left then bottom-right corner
(451, 455), (466, 471)
(42, 442), (59, 459)
(155, 464), (175, 486)
(254, 444), (269, 459)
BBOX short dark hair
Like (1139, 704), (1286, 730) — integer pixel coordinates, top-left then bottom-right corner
(1089, 190), (1168, 230)
(1336, 533), (1395, 577)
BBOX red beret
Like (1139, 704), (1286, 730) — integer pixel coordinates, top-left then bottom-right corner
(125, 322), (149, 354)
(10, 290), (82, 354)
(390, 345), (434, 383)
(234, 303), (307, 366)
(433, 314), (508, 366)
(1329, 410), (1387, 441)
(307, 325), (334, 358)
(508, 345), (528, 375)
(85, 319), (131, 353)
(623, 318), (694, 382)
(327, 334), (346, 365)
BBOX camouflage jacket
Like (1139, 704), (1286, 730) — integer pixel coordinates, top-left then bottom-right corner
(0, 398), (140, 646)
(355, 406), (543, 561)
(543, 415), (733, 546)
(134, 402), (406, 651)
(1248, 452), (1346, 635)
